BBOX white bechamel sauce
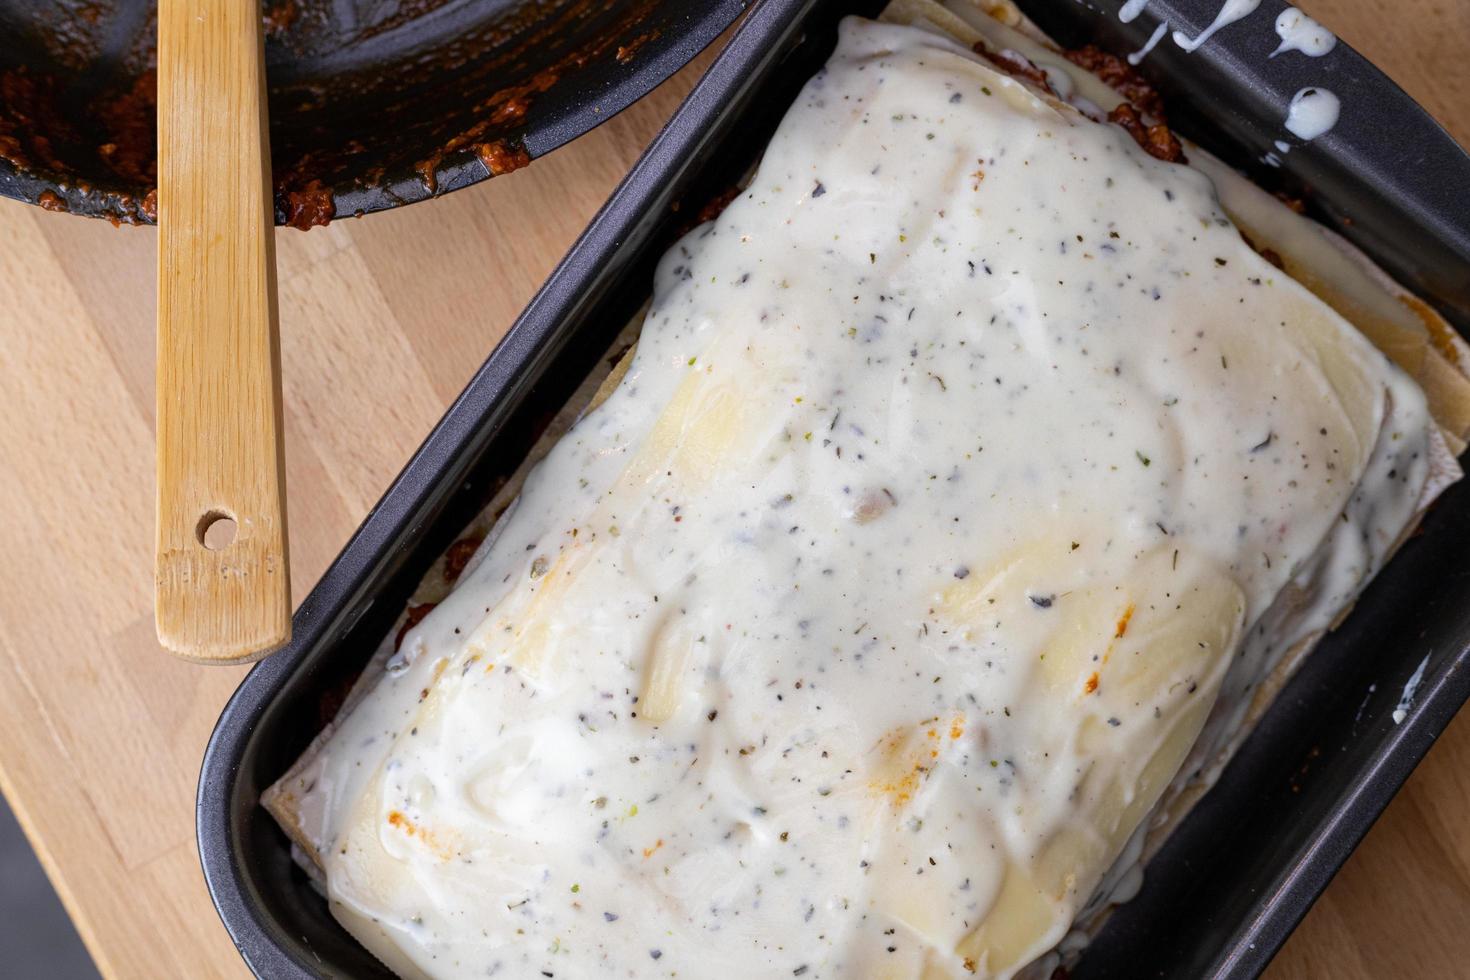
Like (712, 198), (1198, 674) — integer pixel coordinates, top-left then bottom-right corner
(1173, 0), (1262, 53)
(279, 18), (1432, 980)
(1392, 655), (1430, 724)
(1119, 0), (1149, 24)
(1285, 86), (1341, 140)
(1034, 57), (1077, 98)
(1129, 21), (1170, 65)
(1272, 7), (1337, 58)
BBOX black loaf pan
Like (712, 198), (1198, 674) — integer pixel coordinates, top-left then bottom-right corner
(197, 0), (1470, 976)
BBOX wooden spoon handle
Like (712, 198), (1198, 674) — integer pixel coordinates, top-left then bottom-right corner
(155, 0), (290, 663)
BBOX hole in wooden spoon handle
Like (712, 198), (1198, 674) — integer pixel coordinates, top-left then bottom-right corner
(197, 510), (239, 550)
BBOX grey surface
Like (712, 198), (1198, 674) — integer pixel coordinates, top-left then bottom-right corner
(0, 794), (101, 978)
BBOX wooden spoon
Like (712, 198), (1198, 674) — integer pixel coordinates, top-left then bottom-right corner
(155, 0), (290, 663)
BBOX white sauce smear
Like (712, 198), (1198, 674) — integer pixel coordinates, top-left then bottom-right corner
(1392, 655), (1430, 724)
(1272, 7), (1337, 57)
(1285, 86), (1341, 140)
(1129, 21), (1169, 65)
(1173, 0), (1261, 53)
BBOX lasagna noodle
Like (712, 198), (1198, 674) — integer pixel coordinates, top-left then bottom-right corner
(265, 12), (1458, 980)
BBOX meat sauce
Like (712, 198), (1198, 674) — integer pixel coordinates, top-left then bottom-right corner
(973, 40), (1185, 164)
(2, 0), (669, 227)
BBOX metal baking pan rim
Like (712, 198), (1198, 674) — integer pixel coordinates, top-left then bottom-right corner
(1201, 649), (1470, 977)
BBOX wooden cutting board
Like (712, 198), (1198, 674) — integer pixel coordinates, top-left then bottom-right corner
(0, 2), (1465, 976)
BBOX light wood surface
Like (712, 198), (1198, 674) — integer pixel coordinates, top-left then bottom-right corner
(155, 0), (291, 663)
(0, 2), (1465, 977)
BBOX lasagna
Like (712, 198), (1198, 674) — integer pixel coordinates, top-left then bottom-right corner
(264, 3), (1470, 978)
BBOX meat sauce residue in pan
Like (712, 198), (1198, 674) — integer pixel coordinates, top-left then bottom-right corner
(0, 0), (673, 227)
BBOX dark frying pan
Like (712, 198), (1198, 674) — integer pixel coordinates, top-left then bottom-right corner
(0, 0), (746, 226)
